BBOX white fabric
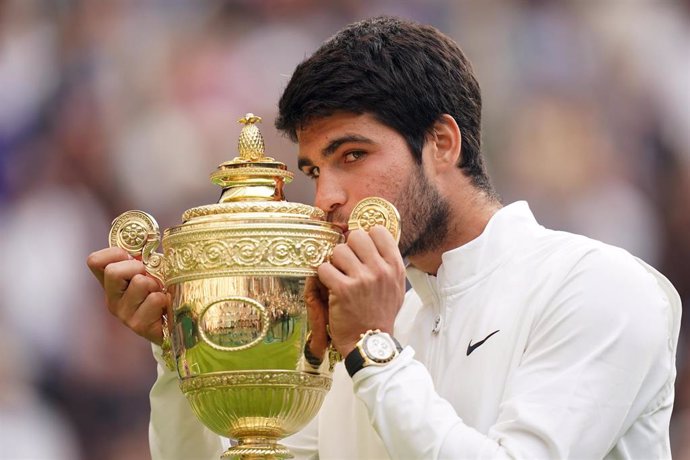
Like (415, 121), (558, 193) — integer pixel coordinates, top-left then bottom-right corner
(149, 201), (681, 459)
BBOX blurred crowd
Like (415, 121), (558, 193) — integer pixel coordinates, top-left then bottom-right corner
(0, 0), (687, 459)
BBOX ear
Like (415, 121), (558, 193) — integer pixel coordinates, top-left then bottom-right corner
(426, 114), (462, 173)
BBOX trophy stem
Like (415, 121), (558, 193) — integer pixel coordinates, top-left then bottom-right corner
(222, 437), (293, 460)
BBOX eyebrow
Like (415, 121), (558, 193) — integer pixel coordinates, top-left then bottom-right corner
(297, 134), (375, 170)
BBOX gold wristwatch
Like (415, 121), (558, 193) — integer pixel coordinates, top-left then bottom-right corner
(344, 329), (402, 377)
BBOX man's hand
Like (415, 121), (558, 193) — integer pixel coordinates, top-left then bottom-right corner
(87, 247), (169, 345)
(317, 226), (406, 357)
(304, 277), (330, 361)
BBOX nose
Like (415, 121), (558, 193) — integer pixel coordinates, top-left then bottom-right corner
(314, 174), (346, 216)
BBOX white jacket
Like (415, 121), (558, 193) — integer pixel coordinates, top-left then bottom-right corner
(149, 201), (681, 459)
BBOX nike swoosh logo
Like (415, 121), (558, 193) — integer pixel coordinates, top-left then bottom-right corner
(466, 330), (500, 356)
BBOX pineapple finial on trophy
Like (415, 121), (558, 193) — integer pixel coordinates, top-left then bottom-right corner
(210, 112), (293, 202)
(238, 113), (265, 161)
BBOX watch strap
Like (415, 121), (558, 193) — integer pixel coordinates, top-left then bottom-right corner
(345, 344), (366, 377)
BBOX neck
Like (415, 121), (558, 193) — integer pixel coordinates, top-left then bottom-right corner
(407, 189), (501, 275)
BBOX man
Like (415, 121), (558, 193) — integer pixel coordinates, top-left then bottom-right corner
(88, 17), (681, 459)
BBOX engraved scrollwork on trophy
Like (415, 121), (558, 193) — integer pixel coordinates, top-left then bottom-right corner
(199, 240), (231, 268)
(266, 237), (298, 266)
(198, 297), (270, 352)
(299, 238), (328, 266)
(183, 203), (326, 221)
(163, 232), (340, 283)
(235, 238), (267, 266)
(180, 371), (332, 392)
(176, 243), (199, 271)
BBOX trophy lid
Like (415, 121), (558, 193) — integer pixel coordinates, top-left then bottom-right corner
(182, 113), (325, 223)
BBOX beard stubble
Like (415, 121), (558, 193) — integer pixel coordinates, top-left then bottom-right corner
(397, 168), (451, 259)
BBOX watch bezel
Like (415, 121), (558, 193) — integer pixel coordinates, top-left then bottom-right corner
(362, 331), (398, 363)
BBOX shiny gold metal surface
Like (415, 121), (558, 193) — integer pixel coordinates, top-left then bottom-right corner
(109, 210), (165, 284)
(348, 196), (401, 243)
(107, 114), (400, 459)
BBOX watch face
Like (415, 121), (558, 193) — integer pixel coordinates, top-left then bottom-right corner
(363, 334), (395, 362)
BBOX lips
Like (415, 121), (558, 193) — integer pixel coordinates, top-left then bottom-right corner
(326, 212), (349, 236)
(327, 222), (349, 240)
(332, 223), (348, 234)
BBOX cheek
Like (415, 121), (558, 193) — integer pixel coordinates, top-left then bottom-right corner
(368, 163), (409, 195)
(343, 171), (386, 201)
(361, 178), (400, 206)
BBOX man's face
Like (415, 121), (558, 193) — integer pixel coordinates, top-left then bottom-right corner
(297, 112), (449, 258)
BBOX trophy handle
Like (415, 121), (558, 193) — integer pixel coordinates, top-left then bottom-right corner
(109, 210), (165, 285)
(109, 210), (174, 369)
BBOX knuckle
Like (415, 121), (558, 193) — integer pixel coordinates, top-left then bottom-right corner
(103, 263), (118, 280)
(360, 270), (378, 286)
(368, 264), (387, 281)
(149, 292), (169, 308)
(332, 244), (348, 258)
(341, 277), (358, 293)
(86, 252), (99, 269)
(328, 281), (344, 297)
(129, 274), (147, 289)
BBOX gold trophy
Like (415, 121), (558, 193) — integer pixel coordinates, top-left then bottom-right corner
(108, 114), (400, 459)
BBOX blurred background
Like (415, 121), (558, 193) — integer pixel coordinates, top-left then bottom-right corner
(0, 0), (687, 458)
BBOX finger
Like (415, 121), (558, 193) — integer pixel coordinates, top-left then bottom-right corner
(308, 276), (330, 303)
(345, 229), (382, 265)
(307, 305), (330, 349)
(87, 247), (132, 286)
(103, 260), (149, 308)
(305, 277), (328, 308)
(306, 288), (328, 316)
(317, 261), (350, 292)
(116, 273), (161, 320)
(127, 291), (169, 345)
(369, 225), (403, 266)
(329, 243), (363, 276)
(305, 278), (330, 341)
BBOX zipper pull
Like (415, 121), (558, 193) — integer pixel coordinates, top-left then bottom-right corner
(432, 315), (441, 334)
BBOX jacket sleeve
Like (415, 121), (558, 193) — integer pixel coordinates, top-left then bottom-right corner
(148, 345), (320, 459)
(149, 345), (224, 460)
(352, 251), (680, 459)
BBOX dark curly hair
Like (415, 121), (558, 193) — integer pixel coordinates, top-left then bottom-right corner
(276, 16), (493, 194)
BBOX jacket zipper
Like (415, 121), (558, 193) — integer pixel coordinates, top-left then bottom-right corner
(426, 275), (443, 382)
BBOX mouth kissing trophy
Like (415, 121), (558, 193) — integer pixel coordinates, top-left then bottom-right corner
(107, 114), (401, 459)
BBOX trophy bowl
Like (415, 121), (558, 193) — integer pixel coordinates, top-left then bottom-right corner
(108, 114), (343, 459)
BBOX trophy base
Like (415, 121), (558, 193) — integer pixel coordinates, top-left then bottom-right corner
(222, 437), (293, 459)
(180, 371), (331, 459)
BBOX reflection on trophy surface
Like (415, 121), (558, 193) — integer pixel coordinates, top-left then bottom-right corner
(109, 114), (343, 459)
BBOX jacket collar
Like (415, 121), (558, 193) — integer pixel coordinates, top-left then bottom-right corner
(406, 201), (541, 304)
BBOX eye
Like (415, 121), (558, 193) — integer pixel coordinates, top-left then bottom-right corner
(304, 166), (320, 179)
(344, 151), (366, 163)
